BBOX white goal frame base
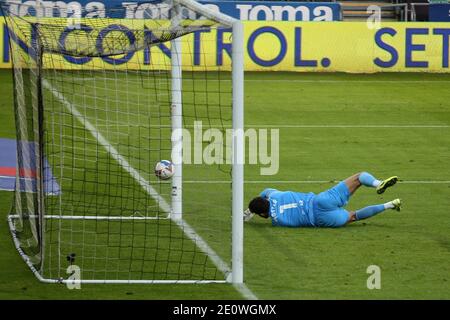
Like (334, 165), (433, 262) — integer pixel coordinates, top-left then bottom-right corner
(7, 214), (229, 284)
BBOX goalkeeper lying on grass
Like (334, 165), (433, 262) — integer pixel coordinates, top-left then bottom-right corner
(244, 172), (401, 228)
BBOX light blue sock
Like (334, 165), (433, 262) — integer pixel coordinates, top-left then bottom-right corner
(359, 172), (381, 188)
(355, 204), (386, 221)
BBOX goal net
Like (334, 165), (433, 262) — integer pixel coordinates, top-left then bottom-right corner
(2, 0), (244, 284)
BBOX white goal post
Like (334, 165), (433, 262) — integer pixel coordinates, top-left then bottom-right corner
(2, 0), (244, 285)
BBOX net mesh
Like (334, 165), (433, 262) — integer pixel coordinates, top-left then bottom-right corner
(3, 0), (235, 282)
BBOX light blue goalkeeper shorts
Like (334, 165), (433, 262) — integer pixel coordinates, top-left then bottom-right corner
(312, 181), (351, 228)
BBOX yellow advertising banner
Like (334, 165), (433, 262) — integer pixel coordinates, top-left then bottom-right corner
(241, 22), (450, 73)
(1, 20), (450, 73)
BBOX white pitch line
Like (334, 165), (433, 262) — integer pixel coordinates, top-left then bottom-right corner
(43, 79), (258, 300)
(246, 125), (450, 128)
(183, 180), (450, 184)
(244, 79), (450, 84)
(71, 77), (95, 81)
(70, 77), (450, 84)
(94, 124), (450, 129)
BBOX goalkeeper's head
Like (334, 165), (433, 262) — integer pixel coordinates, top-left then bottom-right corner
(248, 197), (270, 219)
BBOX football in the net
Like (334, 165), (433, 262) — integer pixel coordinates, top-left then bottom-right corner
(155, 160), (174, 180)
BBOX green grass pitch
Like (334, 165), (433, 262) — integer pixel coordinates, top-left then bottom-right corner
(0, 69), (449, 299)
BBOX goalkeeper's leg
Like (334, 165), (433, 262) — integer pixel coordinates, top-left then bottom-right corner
(313, 172), (400, 226)
(344, 172), (398, 195)
(314, 172), (377, 211)
(348, 199), (402, 223)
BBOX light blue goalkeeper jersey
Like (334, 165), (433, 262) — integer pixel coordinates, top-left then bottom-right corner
(260, 188), (316, 227)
